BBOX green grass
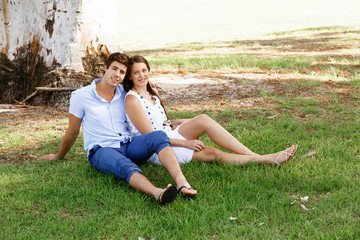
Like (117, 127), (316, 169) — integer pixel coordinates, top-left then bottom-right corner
(1, 100), (359, 239)
(1, 26), (360, 239)
(146, 54), (360, 81)
(148, 55), (314, 73)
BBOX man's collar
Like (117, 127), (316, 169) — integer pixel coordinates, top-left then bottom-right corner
(91, 79), (125, 101)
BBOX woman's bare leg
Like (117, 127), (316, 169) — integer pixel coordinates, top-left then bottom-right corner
(192, 145), (298, 165)
(178, 114), (257, 155)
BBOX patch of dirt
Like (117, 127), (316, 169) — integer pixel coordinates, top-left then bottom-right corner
(0, 106), (68, 164)
(151, 71), (273, 110)
(132, 27), (360, 110)
(151, 69), (357, 111)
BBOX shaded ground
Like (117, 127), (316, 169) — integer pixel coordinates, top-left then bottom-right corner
(148, 26), (359, 111)
(152, 71), (355, 112)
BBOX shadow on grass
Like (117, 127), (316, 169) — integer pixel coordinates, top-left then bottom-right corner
(127, 26), (360, 56)
(0, 137), (83, 165)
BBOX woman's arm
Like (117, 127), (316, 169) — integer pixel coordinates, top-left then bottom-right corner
(124, 95), (154, 134)
(125, 95), (204, 151)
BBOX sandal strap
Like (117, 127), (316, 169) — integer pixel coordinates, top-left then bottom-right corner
(177, 186), (193, 193)
(273, 150), (293, 165)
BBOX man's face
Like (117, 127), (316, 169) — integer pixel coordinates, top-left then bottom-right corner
(103, 61), (127, 87)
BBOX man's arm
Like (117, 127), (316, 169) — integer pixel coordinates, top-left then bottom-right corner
(39, 114), (82, 160)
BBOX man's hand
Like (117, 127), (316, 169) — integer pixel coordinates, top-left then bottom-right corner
(39, 154), (58, 161)
(37, 114), (82, 162)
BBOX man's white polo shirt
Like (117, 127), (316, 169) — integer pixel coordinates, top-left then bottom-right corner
(69, 78), (133, 152)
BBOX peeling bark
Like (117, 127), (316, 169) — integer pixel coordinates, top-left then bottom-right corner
(0, 37), (110, 106)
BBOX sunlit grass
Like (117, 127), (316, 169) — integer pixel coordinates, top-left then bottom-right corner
(148, 55), (313, 73)
(1, 99), (359, 238)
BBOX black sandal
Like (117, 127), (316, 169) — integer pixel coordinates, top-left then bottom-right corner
(158, 185), (177, 205)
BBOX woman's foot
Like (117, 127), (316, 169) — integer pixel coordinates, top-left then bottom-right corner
(272, 145), (298, 165)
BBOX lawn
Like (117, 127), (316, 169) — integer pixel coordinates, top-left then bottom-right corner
(1, 26), (359, 239)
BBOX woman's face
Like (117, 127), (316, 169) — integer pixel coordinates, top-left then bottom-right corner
(130, 62), (150, 88)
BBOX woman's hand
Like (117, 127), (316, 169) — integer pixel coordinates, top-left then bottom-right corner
(184, 140), (205, 151)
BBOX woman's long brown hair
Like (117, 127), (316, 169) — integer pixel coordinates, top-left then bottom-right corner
(123, 55), (168, 118)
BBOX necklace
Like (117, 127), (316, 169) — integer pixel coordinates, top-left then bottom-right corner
(137, 91), (155, 101)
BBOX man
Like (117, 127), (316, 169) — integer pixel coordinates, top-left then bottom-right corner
(40, 52), (197, 204)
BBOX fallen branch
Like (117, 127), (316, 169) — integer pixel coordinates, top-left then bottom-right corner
(21, 87), (78, 103)
(14, 99), (32, 108)
(35, 87), (79, 91)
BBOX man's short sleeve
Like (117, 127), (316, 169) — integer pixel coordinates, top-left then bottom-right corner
(69, 90), (84, 119)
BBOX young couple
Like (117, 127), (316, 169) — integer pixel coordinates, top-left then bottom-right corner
(40, 52), (297, 205)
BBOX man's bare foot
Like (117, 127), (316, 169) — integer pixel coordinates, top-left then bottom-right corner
(272, 145), (298, 165)
(177, 185), (198, 197)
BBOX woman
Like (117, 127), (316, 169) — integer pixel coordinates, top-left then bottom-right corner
(123, 55), (298, 166)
